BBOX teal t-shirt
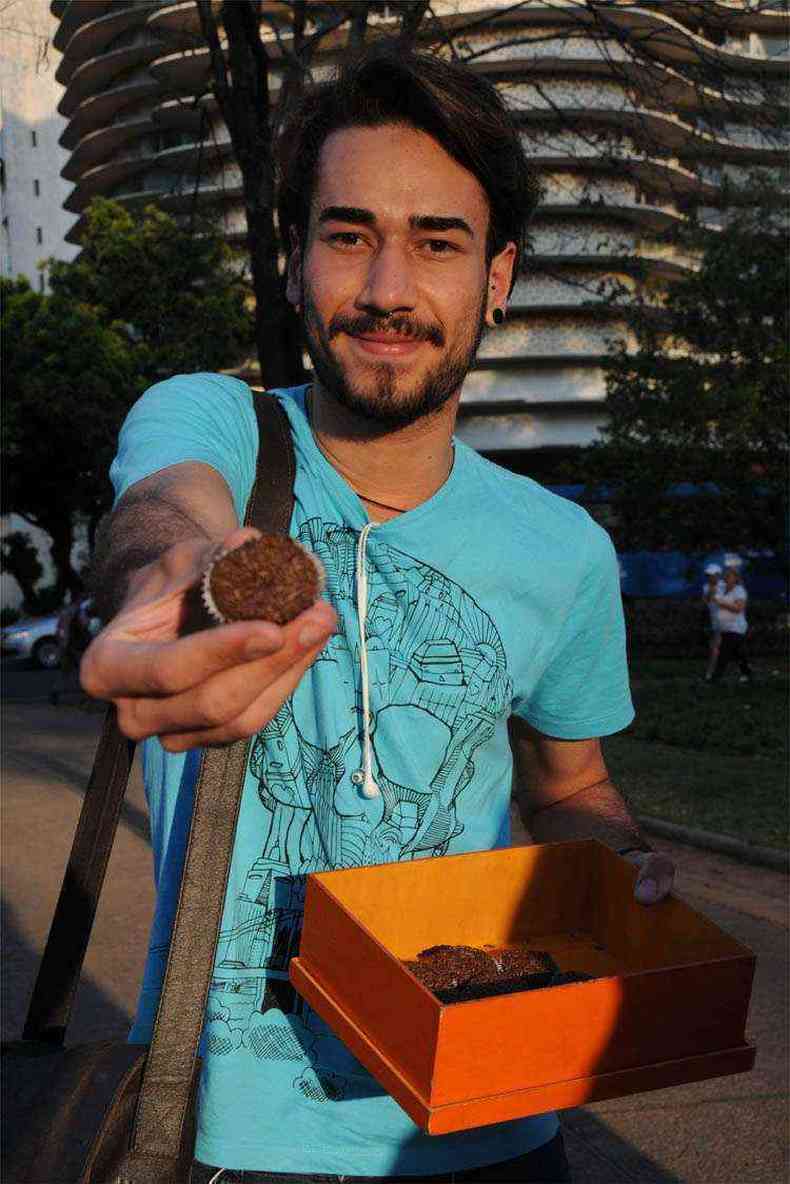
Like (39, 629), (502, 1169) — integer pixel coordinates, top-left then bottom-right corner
(111, 374), (634, 1175)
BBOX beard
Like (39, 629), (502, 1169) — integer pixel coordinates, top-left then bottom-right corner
(301, 286), (487, 430)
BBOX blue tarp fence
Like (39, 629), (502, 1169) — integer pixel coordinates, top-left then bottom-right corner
(548, 486), (788, 601)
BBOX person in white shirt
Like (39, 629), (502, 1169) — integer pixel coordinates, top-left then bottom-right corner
(711, 562), (753, 683)
(702, 563), (723, 681)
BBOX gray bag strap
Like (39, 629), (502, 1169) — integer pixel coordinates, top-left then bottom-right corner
(129, 391), (296, 1159)
(21, 391), (297, 1163)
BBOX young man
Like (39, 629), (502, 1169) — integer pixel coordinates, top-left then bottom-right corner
(82, 47), (674, 1184)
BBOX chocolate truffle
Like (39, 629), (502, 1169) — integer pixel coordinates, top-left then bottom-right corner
(403, 943), (576, 1004)
(202, 534), (324, 626)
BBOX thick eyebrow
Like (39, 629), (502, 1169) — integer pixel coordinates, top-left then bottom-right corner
(410, 214), (474, 238)
(317, 206), (474, 238)
(318, 206), (376, 227)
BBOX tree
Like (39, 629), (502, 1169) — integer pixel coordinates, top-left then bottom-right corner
(578, 176), (789, 556)
(166, 1), (788, 388)
(2, 201), (255, 597)
(49, 198), (254, 385)
(1, 275), (138, 597)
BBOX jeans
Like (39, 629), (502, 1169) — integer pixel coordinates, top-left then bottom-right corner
(190, 1131), (572, 1182)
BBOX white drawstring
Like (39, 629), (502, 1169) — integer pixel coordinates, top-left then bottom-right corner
(355, 523), (380, 799)
(207, 1170), (225, 1184)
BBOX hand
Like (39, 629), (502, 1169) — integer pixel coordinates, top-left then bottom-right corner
(80, 526), (337, 751)
(622, 849), (676, 906)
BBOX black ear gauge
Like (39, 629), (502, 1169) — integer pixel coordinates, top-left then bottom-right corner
(492, 307), (505, 325)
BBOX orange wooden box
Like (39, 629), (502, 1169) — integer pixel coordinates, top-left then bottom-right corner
(290, 840), (755, 1134)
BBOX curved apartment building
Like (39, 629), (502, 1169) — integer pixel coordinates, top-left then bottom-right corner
(52, 0), (788, 473)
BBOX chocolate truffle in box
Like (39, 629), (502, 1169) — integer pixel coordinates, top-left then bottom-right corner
(402, 943), (590, 1004)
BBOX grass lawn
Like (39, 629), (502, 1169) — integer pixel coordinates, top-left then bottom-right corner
(603, 656), (788, 850)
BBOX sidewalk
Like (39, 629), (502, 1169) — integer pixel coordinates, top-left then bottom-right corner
(2, 699), (788, 1182)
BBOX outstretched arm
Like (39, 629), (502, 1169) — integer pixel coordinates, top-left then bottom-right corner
(509, 716), (674, 906)
(82, 461), (336, 750)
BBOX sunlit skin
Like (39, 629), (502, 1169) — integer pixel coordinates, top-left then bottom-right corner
(286, 123), (515, 519)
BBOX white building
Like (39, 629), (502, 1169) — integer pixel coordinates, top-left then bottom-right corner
(0, 0), (77, 289)
(48, 0), (790, 479)
(1, 0), (80, 611)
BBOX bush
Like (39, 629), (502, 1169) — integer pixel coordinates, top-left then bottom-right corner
(624, 597), (788, 658)
(0, 607), (21, 626)
(25, 585), (63, 616)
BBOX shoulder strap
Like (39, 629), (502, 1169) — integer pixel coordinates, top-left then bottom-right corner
(22, 706), (135, 1043)
(129, 391), (296, 1156)
(23, 391), (296, 1093)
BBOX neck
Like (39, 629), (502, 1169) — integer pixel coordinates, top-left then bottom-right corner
(308, 383), (458, 522)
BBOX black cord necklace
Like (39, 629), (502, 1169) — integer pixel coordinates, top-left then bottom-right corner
(307, 387), (414, 513)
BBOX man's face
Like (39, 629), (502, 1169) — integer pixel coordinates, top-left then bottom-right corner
(724, 568), (739, 588)
(287, 123), (515, 429)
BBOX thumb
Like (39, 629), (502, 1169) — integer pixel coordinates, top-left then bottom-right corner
(624, 850), (676, 907)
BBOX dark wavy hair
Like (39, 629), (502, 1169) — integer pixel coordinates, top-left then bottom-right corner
(276, 43), (540, 291)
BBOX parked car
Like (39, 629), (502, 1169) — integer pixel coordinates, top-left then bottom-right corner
(1, 612), (62, 669)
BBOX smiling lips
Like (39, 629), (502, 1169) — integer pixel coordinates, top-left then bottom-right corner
(348, 331), (425, 358)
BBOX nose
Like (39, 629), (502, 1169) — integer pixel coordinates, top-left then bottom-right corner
(355, 241), (417, 316)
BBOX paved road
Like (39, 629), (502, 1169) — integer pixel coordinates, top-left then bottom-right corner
(2, 686), (787, 1183)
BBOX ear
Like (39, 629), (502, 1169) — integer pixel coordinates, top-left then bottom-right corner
(286, 227), (302, 311)
(485, 240), (516, 327)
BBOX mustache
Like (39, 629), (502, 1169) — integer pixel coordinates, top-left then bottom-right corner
(328, 312), (445, 348)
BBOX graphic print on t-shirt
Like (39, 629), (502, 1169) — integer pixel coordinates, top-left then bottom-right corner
(203, 519), (513, 1101)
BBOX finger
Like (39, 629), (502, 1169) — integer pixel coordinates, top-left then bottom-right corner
(158, 633), (332, 751)
(85, 600), (336, 702)
(115, 608), (336, 739)
(83, 619), (283, 701)
(633, 853), (675, 906)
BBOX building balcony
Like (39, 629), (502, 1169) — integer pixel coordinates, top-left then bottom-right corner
(514, 97), (784, 164)
(52, 2), (113, 54)
(639, 2), (790, 37)
(492, 52), (773, 118)
(147, 0), (290, 42)
(528, 253), (693, 282)
(56, 3), (163, 86)
(455, 402), (604, 452)
(476, 317), (630, 364)
(448, 5), (789, 77)
(510, 271), (640, 309)
(64, 134), (235, 212)
(59, 42), (165, 117)
(60, 77), (162, 149)
(61, 110), (157, 181)
(151, 95), (214, 133)
(527, 149), (721, 205)
(603, 5), (789, 76)
(461, 362), (608, 409)
(148, 46), (213, 93)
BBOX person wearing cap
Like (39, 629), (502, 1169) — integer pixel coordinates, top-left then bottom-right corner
(702, 563), (723, 681)
(711, 559), (753, 684)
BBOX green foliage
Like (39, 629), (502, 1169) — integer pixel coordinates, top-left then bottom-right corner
(2, 274), (137, 592)
(605, 656), (789, 847)
(48, 199), (254, 382)
(2, 200), (254, 594)
(0, 607), (22, 627)
(580, 177), (789, 554)
(627, 668), (788, 757)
